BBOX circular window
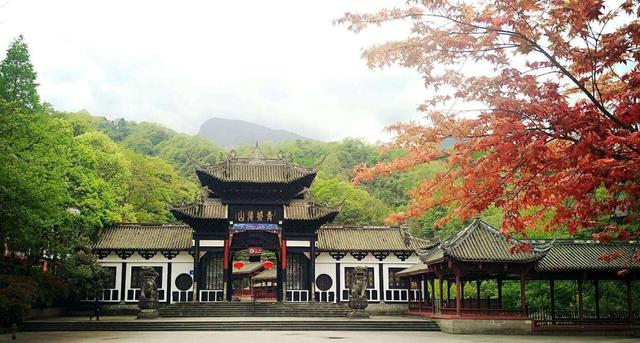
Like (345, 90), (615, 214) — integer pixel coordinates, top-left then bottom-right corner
(175, 273), (193, 291)
(315, 274), (333, 291)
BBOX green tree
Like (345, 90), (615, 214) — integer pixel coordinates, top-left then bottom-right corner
(57, 246), (111, 301)
(0, 35), (40, 111)
(310, 177), (391, 225)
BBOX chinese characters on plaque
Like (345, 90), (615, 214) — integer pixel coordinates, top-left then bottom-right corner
(234, 209), (277, 223)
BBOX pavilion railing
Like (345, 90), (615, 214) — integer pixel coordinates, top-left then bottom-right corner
(408, 298), (434, 313)
(440, 298), (501, 309)
(528, 308), (640, 327)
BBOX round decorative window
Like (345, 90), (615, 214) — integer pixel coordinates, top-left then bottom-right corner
(175, 273), (193, 291)
(315, 274), (333, 291)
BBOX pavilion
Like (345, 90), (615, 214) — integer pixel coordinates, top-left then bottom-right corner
(398, 218), (639, 333)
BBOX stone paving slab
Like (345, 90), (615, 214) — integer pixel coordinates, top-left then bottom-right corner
(27, 315), (428, 322)
(2, 330), (639, 343)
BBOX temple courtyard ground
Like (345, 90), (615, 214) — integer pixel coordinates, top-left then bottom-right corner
(2, 331), (639, 343)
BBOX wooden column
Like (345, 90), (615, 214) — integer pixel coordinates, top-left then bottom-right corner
(193, 238), (200, 302)
(550, 279), (556, 324)
(438, 275), (444, 313)
(422, 274), (428, 306)
(497, 278), (503, 309)
(309, 237), (316, 302)
(447, 280), (451, 302)
(594, 279), (600, 319)
(378, 263), (385, 303)
(455, 269), (462, 316)
(223, 238), (231, 301)
(120, 262), (127, 304)
(577, 279), (584, 322)
(476, 280), (481, 308)
(335, 262), (341, 303)
(167, 262), (172, 304)
(431, 279), (437, 314)
(627, 279), (633, 322)
(519, 274), (526, 316)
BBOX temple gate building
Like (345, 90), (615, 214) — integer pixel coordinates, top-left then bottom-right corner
(92, 147), (429, 305)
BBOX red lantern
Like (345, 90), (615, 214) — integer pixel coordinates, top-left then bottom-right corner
(262, 260), (274, 270)
(233, 260), (245, 270)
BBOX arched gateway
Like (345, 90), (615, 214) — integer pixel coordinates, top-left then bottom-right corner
(169, 145), (339, 302)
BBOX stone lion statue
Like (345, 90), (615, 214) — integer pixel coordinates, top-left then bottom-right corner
(348, 266), (369, 317)
(138, 266), (159, 310)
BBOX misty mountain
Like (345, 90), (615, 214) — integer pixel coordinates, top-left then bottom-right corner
(197, 117), (311, 148)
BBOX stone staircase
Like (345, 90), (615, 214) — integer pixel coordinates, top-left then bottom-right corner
(19, 319), (440, 332)
(158, 302), (350, 317)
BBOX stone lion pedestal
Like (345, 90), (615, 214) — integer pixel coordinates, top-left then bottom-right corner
(347, 266), (370, 318)
(137, 266), (159, 319)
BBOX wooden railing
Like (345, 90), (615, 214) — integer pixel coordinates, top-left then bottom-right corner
(408, 299), (434, 313)
(529, 308), (640, 327)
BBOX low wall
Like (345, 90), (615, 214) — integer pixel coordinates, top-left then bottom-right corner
(24, 307), (65, 320)
(362, 303), (408, 316)
(435, 317), (532, 335)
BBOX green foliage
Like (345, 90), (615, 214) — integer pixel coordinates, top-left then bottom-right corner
(0, 274), (37, 326)
(310, 177), (391, 225)
(57, 246), (111, 301)
(155, 134), (226, 179)
(0, 35), (40, 112)
(122, 122), (173, 155)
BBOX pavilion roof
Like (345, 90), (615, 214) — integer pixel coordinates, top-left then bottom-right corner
(169, 198), (228, 220)
(195, 145), (320, 185)
(232, 261), (265, 275)
(170, 199), (339, 222)
(93, 224), (192, 251)
(396, 262), (430, 278)
(283, 199), (340, 221)
(537, 240), (640, 271)
(419, 219), (550, 264)
(317, 226), (435, 252)
(253, 268), (277, 281)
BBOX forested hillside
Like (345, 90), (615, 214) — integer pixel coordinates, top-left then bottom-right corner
(1, 35), (576, 269)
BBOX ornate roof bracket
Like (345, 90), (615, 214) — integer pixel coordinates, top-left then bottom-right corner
(161, 250), (180, 260)
(329, 252), (347, 261)
(372, 251), (389, 261)
(139, 250), (157, 260)
(115, 250), (133, 259)
(351, 251), (368, 261)
(394, 251), (412, 261)
(95, 250), (110, 259)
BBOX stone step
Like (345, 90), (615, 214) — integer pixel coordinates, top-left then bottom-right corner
(19, 320), (440, 332)
(158, 302), (350, 318)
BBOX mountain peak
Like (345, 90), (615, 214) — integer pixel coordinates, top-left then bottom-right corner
(197, 117), (310, 148)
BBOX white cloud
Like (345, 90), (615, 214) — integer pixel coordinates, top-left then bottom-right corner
(0, 0), (427, 142)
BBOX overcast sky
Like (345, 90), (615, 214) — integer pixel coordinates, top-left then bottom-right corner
(0, 0), (428, 142)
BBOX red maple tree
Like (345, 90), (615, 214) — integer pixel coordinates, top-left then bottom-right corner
(340, 0), (640, 240)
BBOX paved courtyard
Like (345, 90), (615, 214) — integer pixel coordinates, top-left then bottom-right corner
(2, 331), (639, 343)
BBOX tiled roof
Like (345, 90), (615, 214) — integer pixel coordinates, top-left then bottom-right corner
(170, 199), (227, 219)
(232, 262), (265, 275)
(93, 224), (192, 250)
(396, 263), (430, 277)
(538, 241), (640, 271)
(418, 245), (446, 264)
(196, 158), (317, 184)
(171, 199), (339, 222)
(317, 226), (435, 252)
(253, 268), (277, 281)
(430, 219), (549, 263)
(284, 199), (340, 221)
